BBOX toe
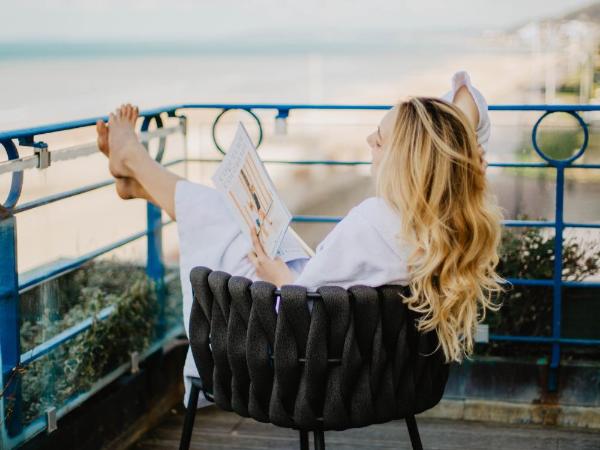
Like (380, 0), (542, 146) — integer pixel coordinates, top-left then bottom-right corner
(125, 104), (133, 122)
(108, 113), (116, 126)
(96, 120), (109, 155)
(96, 119), (108, 137)
(129, 105), (138, 124)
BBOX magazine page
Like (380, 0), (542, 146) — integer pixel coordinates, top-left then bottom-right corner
(212, 122), (310, 260)
(278, 227), (314, 261)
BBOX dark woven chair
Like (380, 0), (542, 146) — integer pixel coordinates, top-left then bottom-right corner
(179, 266), (450, 450)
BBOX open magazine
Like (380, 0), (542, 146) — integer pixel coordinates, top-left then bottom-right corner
(212, 122), (314, 261)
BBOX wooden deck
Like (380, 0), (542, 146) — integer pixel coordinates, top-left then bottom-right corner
(132, 404), (600, 450)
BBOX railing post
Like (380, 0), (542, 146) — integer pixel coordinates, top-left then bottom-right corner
(146, 202), (166, 335)
(141, 115), (167, 337)
(0, 207), (23, 437)
(549, 165), (565, 392)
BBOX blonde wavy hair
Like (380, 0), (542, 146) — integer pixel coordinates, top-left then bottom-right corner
(376, 96), (507, 364)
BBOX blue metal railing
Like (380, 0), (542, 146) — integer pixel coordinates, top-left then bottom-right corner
(1, 102), (599, 448)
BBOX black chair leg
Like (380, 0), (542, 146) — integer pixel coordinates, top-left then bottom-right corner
(179, 380), (201, 450)
(313, 430), (325, 450)
(299, 430), (309, 450)
(405, 415), (423, 450)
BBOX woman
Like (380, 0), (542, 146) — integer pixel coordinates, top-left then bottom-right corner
(96, 71), (506, 405)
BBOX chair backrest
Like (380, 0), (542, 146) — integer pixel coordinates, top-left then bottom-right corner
(188, 266), (450, 431)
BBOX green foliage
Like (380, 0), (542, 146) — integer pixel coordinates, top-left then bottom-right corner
(483, 216), (600, 358)
(536, 128), (584, 161)
(18, 261), (166, 424)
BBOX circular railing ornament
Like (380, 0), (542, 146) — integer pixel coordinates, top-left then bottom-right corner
(531, 110), (589, 165)
(211, 108), (263, 155)
(1, 139), (23, 210)
(141, 114), (166, 163)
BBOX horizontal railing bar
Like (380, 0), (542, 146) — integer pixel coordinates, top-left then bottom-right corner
(489, 162), (549, 168)
(14, 178), (116, 213)
(18, 220), (173, 293)
(291, 216), (562, 228)
(564, 222), (600, 229)
(139, 124), (184, 141)
(188, 158), (600, 171)
(188, 157), (371, 166)
(568, 164), (600, 170)
(12, 158), (182, 214)
(505, 278), (553, 286)
(0, 154), (37, 174)
(0, 107), (180, 141)
(19, 306), (115, 366)
(503, 220), (555, 227)
(178, 103), (600, 112)
(487, 104), (600, 112)
(489, 334), (600, 346)
(10, 325), (184, 448)
(1, 103), (598, 141)
(561, 280), (600, 288)
(0, 125), (183, 175)
(292, 215), (342, 223)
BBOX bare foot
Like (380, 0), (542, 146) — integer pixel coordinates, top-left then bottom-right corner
(106, 104), (144, 178)
(96, 104), (150, 201)
(115, 177), (149, 200)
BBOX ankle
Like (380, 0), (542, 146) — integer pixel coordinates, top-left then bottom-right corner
(123, 142), (150, 175)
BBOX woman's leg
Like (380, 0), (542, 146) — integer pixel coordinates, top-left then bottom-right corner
(96, 103), (256, 277)
(96, 104), (180, 220)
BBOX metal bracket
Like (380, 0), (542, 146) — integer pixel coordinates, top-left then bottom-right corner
(46, 407), (57, 433)
(178, 115), (188, 137)
(275, 109), (289, 135)
(34, 142), (50, 169)
(130, 351), (140, 374)
(474, 323), (489, 343)
(17, 137), (51, 169)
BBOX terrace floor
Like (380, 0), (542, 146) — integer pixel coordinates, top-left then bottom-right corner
(132, 404), (600, 450)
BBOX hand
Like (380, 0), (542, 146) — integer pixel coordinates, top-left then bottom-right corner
(478, 144), (487, 174)
(248, 227), (294, 287)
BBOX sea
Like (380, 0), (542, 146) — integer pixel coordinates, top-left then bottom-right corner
(0, 32), (598, 277)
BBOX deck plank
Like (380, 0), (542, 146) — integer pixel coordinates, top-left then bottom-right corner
(131, 405), (600, 450)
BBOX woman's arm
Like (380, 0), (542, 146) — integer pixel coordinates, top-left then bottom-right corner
(452, 85), (479, 131)
(452, 84), (487, 172)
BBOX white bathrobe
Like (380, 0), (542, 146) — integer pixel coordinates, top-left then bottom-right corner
(176, 70), (491, 405)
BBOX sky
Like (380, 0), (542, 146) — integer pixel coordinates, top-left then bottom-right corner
(0, 0), (597, 43)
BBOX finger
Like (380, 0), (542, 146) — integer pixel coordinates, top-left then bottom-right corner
(250, 227), (259, 246)
(247, 251), (258, 266)
(250, 227), (266, 257)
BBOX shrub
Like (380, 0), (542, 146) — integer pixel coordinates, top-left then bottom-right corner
(482, 215), (600, 359)
(17, 261), (162, 424)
